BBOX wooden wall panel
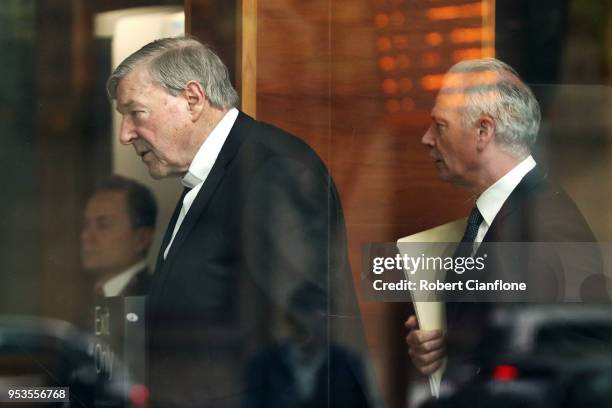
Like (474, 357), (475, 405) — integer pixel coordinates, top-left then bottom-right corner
(187, 0), (238, 88)
(35, 0), (90, 323)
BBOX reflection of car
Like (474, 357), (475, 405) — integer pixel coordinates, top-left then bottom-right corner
(430, 305), (612, 407)
(0, 315), (145, 408)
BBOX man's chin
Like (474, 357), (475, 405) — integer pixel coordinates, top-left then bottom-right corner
(146, 164), (167, 180)
(149, 171), (165, 180)
(438, 172), (452, 182)
(147, 165), (185, 180)
(434, 163), (454, 183)
(435, 167), (450, 181)
(438, 171), (467, 187)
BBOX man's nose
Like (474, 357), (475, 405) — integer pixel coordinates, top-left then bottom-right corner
(421, 126), (435, 147)
(80, 220), (98, 242)
(119, 116), (136, 145)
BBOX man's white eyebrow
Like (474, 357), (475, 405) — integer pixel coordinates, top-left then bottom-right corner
(115, 100), (141, 113)
(430, 115), (449, 128)
(115, 100), (130, 111)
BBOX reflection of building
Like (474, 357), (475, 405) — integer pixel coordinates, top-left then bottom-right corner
(371, 0), (495, 117)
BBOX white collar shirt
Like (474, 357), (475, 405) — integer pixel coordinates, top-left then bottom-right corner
(164, 108), (239, 259)
(102, 259), (148, 297)
(472, 155), (537, 253)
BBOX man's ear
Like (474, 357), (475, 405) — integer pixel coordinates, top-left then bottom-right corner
(476, 115), (495, 151)
(183, 80), (207, 121)
(135, 227), (155, 255)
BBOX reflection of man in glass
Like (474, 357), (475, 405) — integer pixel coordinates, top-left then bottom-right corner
(244, 283), (374, 408)
(405, 58), (601, 377)
(81, 175), (157, 297)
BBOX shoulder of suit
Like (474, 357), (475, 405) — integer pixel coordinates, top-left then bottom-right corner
(518, 170), (579, 211)
(134, 267), (150, 280)
(512, 170), (596, 241)
(241, 115), (328, 171)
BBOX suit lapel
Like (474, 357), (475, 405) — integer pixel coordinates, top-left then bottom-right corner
(154, 188), (189, 273)
(163, 167), (226, 263)
(161, 111), (254, 265)
(481, 167), (547, 245)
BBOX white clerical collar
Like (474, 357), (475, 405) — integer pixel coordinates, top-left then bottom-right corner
(182, 108), (239, 189)
(476, 155), (536, 227)
(102, 259), (148, 297)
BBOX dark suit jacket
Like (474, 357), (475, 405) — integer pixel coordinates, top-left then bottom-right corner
(118, 266), (150, 297)
(146, 112), (365, 408)
(445, 167), (604, 370)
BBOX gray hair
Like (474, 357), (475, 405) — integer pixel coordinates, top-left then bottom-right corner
(447, 58), (541, 158)
(106, 36), (239, 110)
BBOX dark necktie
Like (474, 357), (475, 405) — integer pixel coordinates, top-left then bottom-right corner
(447, 207), (485, 334)
(452, 207), (484, 260)
(461, 206), (483, 243)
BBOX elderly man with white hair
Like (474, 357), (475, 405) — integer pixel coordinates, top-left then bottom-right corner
(405, 58), (601, 379)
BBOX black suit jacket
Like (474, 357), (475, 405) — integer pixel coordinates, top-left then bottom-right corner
(445, 167), (604, 370)
(118, 266), (150, 297)
(146, 112), (366, 408)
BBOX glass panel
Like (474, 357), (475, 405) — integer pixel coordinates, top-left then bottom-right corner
(0, 1), (610, 407)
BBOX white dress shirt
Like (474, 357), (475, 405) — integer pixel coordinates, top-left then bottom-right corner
(164, 108), (239, 259)
(286, 343), (325, 400)
(472, 155), (537, 253)
(102, 259), (148, 297)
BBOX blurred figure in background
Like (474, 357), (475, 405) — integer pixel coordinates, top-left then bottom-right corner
(244, 282), (375, 408)
(81, 175), (157, 297)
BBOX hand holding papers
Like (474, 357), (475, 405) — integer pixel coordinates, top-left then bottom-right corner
(397, 218), (466, 398)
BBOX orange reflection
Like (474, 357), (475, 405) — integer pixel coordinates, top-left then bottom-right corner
(401, 97), (415, 111)
(442, 70), (500, 89)
(382, 79), (398, 94)
(392, 35), (409, 49)
(426, 2), (489, 20)
(452, 48), (494, 61)
(450, 28), (488, 44)
(379, 56), (396, 71)
(385, 99), (401, 113)
(397, 54), (411, 69)
(422, 52), (440, 68)
(390, 11), (406, 26)
(399, 78), (413, 92)
(376, 37), (392, 52)
(482, 45), (495, 58)
(435, 71), (503, 109)
(374, 13), (389, 28)
(425, 32), (444, 47)
(421, 74), (445, 91)
(389, 0), (405, 5)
